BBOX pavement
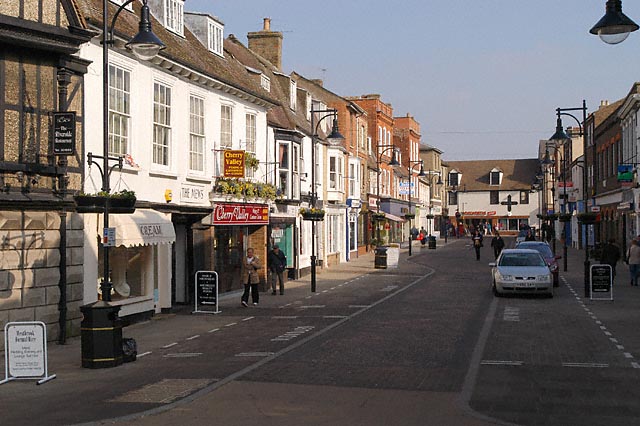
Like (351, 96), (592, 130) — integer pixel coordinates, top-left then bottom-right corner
(1, 237), (638, 426)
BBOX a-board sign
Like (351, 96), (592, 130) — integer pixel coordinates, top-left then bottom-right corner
(386, 246), (400, 269)
(194, 271), (220, 314)
(1, 322), (56, 385)
(590, 264), (613, 301)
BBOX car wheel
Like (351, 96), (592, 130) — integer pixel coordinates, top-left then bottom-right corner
(492, 282), (502, 297)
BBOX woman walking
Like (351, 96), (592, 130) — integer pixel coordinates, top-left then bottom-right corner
(627, 239), (640, 286)
(472, 230), (483, 261)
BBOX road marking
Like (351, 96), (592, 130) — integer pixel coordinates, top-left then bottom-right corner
(235, 352), (274, 357)
(242, 317), (254, 321)
(164, 353), (203, 358)
(480, 360), (523, 366)
(299, 305), (325, 309)
(271, 326), (315, 342)
(624, 352), (634, 359)
(562, 362), (609, 368)
(272, 316), (298, 319)
(503, 306), (520, 322)
(322, 290), (329, 293)
(610, 338), (619, 343)
(323, 315), (348, 319)
(305, 296), (313, 299)
(186, 335), (200, 341)
(632, 362), (640, 369)
(349, 305), (371, 308)
(381, 285), (399, 292)
(207, 328), (220, 333)
(162, 342), (178, 349)
(600, 326), (607, 330)
(595, 320), (602, 325)
(225, 322), (237, 327)
(617, 345), (625, 350)
(138, 351), (152, 358)
(604, 331), (612, 336)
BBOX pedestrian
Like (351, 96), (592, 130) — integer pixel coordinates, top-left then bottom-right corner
(486, 221), (492, 236)
(600, 238), (621, 281)
(410, 226), (419, 241)
(626, 239), (640, 286)
(472, 230), (483, 261)
(240, 247), (261, 306)
(525, 228), (536, 241)
(490, 231), (505, 259)
(268, 244), (287, 295)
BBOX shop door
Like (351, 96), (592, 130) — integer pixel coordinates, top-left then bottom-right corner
(214, 226), (244, 293)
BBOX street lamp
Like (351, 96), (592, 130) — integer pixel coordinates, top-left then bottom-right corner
(309, 107), (344, 293)
(425, 171), (443, 236)
(549, 102), (589, 295)
(590, 0), (639, 45)
(407, 160), (426, 256)
(82, 0), (164, 369)
(375, 144), (400, 244)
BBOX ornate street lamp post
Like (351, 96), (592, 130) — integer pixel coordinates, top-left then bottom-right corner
(425, 171), (443, 236)
(309, 107), (344, 292)
(81, 0), (164, 369)
(590, 0), (639, 44)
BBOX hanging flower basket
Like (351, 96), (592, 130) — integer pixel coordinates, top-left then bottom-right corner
(542, 213), (558, 221)
(426, 214), (435, 219)
(577, 212), (598, 224)
(371, 212), (386, 221)
(558, 213), (572, 222)
(404, 213), (415, 220)
(300, 208), (325, 221)
(74, 190), (136, 214)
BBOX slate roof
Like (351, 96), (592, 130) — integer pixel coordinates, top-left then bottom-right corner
(446, 159), (540, 191)
(75, 0), (276, 107)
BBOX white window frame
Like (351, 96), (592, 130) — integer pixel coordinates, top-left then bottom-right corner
(290, 79), (297, 110)
(189, 95), (205, 174)
(220, 104), (233, 149)
(108, 64), (131, 157)
(207, 19), (223, 56)
(245, 113), (257, 179)
(152, 82), (172, 168)
(278, 141), (290, 198)
(329, 155), (343, 191)
(164, 0), (184, 36)
(260, 74), (270, 91)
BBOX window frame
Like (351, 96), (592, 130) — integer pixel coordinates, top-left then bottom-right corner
(152, 81), (172, 168)
(207, 19), (224, 56)
(189, 95), (205, 174)
(164, 0), (184, 36)
(108, 64), (131, 157)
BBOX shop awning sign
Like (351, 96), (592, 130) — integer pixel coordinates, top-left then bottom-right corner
(212, 203), (269, 225)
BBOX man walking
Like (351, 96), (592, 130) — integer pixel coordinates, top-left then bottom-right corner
(472, 230), (483, 261)
(490, 231), (505, 259)
(600, 238), (621, 282)
(268, 244), (287, 295)
(241, 248), (261, 306)
(627, 239), (640, 286)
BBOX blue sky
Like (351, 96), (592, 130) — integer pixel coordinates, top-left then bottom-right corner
(187, 1), (640, 161)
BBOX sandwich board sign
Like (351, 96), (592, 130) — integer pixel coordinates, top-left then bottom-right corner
(1, 321), (56, 385)
(590, 264), (613, 301)
(193, 271), (220, 314)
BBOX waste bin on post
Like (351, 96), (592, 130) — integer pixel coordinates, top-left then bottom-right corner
(428, 236), (436, 249)
(374, 246), (388, 269)
(80, 302), (124, 369)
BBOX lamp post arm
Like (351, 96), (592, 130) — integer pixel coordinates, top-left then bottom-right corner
(108, 0), (138, 43)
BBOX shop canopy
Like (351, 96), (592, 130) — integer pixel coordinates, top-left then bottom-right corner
(384, 213), (406, 222)
(100, 209), (176, 247)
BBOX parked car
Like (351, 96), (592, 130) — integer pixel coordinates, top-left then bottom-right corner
(489, 249), (553, 297)
(515, 241), (561, 287)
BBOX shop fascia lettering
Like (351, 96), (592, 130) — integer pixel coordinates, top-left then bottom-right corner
(139, 224), (163, 237)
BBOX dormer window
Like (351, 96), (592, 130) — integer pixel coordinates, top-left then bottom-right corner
(165, 0), (184, 36)
(490, 168), (503, 185)
(448, 171), (460, 187)
(261, 74), (270, 91)
(290, 79), (297, 110)
(207, 19), (223, 56)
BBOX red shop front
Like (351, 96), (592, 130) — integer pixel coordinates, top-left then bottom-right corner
(211, 203), (269, 293)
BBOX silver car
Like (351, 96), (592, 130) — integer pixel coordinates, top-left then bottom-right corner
(489, 249), (553, 297)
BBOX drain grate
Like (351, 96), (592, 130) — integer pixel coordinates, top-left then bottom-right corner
(109, 378), (215, 404)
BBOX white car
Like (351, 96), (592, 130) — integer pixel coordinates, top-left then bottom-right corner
(489, 249), (553, 297)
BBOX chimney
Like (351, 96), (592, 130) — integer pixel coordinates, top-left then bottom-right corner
(600, 100), (610, 108)
(311, 79), (323, 87)
(247, 17), (283, 71)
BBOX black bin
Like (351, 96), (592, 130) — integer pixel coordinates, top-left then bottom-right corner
(374, 246), (388, 269)
(428, 236), (437, 249)
(80, 302), (124, 369)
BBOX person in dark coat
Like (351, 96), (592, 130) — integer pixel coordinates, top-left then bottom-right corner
(490, 231), (505, 259)
(600, 238), (621, 281)
(471, 230), (483, 261)
(268, 244), (287, 295)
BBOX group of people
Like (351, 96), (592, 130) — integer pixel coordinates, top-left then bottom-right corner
(240, 244), (287, 307)
(574, 236), (640, 287)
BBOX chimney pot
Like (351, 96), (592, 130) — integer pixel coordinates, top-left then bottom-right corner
(263, 18), (271, 31)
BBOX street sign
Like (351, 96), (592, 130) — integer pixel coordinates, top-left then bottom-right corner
(1, 322), (56, 385)
(102, 227), (115, 247)
(590, 264), (613, 301)
(193, 271), (220, 314)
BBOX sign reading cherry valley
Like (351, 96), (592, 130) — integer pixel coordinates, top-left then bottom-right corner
(212, 203), (269, 225)
(223, 150), (245, 178)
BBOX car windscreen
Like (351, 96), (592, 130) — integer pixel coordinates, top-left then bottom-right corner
(499, 253), (546, 267)
(519, 244), (553, 258)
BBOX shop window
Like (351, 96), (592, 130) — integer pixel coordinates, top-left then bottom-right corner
(520, 190), (529, 204)
(98, 245), (151, 300)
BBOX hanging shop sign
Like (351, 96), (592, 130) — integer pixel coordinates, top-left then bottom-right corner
(1, 322), (56, 385)
(52, 112), (76, 155)
(617, 164), (634, 183)
(212, 203), (269, 225)
(223, 150), (245, 178)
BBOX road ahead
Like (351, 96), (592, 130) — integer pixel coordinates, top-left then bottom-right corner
(3, 239), (640, 425)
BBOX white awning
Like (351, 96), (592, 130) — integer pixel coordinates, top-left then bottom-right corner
(384, 213), (406, 222)
(100, 210), (176, 247)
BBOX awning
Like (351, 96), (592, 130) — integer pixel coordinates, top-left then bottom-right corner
(100, 210), (176, 247)
(384, 213), (406, 222)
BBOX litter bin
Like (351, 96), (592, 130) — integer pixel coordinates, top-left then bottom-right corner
(80, 302), (124, 369)
(428, 236), (436, 249)
(374, 246), (388, 269)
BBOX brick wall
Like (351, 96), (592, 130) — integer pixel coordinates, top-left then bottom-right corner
(0, 211), (85, 350)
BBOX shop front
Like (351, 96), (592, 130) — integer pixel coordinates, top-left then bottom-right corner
(84, 209), (177, 319)
(210, 202), (269, 293)
(269, 216), (297, 279)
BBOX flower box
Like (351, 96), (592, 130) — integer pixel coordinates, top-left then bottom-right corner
(426, 214), (435, 219)
(300, 208), (325, 221)
(371, 212), (386, 221)
(74, 193), (136, 214)
(558, 213), (572, 222)
(577, 212), (598, 224)
(404, 214), (415, 220)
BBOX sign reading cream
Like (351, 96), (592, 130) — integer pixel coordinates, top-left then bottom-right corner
(1, 322), (56, 385)
(223, 150), (245, 178)
(212, 203), (269, 225)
